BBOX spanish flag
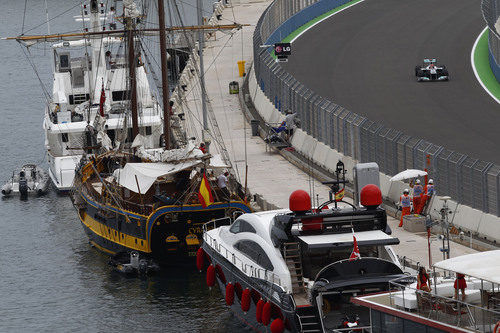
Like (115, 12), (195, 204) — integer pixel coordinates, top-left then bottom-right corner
(198, 172), (214, 208)
(334, 188), (345, 201)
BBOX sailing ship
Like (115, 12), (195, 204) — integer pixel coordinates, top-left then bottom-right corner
(200, 164), (411, 332)
(63, 0), (251, 260)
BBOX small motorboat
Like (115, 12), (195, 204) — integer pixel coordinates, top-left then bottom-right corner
(1, 164), (50, 197)
(108, 251), (160, 276)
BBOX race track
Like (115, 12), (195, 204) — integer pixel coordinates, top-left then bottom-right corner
(283, 0), (500, 164)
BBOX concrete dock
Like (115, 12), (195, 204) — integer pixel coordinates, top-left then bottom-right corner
(181, 0), (478, 267)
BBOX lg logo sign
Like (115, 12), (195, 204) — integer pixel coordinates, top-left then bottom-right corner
(274, 43), (291, 56)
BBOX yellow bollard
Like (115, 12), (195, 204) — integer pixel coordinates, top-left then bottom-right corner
(237, 60), (246, 77)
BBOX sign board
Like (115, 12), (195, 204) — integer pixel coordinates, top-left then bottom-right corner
(274, 43), (291, 56)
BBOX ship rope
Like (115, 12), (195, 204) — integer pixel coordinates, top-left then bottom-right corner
(168, 0), (244, 181)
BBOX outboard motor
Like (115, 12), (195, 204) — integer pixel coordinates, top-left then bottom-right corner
(1, 184), (12, 196)
(138, 259), (148, 274)
(19, 171), (28, 197)
(130, 251), (139, 269)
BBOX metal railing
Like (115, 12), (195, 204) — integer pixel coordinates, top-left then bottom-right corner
(253, 0), (500, 216)
(389, 275), (500, 332)
(202, 217), (285, 290)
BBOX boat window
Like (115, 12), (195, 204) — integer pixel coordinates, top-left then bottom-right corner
(229, 219), (256, 234)
(234, 240), (274, 271)
(69, 94), (90, 105)
(61, 133), (69, 143)
(304, 245), (380, 279)
(112, 90), (131, 101)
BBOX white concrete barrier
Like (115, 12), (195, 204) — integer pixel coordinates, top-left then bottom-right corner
(313, 142), (329, 168)
(452, 205), (483, 233)
(268, 108), (283, 125)
(249, 70), (258, 101)
(379, 174), (392, 199)
(291, 129), (306, 151)
(325, 149), (343, 174)
(300, 136), (316, 158)
(477, 213), (500, 242)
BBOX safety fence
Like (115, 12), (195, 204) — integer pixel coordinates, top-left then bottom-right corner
(481, 0), (500, 83)
(253, 0), (500, 216)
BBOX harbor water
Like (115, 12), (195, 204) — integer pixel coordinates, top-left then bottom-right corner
(0, 0), (243, 331)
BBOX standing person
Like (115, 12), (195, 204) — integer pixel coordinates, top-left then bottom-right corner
(199, 142), (206, 154)
(420, 179), (435, 214)
(217, 171), (230, 200)
(399, 189), (411, 227)
(105, 51), (113, 70)
(413, 179), (424, 214)
(454, 273), (467, 301)
(417, 267), (432, 292)
(284, 110), (296, 141)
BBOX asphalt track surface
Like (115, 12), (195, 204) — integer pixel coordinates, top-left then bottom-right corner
(283, 0), (500, 165)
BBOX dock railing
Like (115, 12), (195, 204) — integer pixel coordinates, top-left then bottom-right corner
(388, 275), (500, 332)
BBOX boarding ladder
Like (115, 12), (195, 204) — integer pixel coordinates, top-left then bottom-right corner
(283, 242), (304, 294)
(296, 306), (322, 333)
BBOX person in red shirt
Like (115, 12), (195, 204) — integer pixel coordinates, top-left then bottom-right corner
(412, 179), (424, 214)
(417, 267), (431, 292)
(454, 273), (467, 301)
(199, 142), (206, 154)
(399, 189), (411, 227)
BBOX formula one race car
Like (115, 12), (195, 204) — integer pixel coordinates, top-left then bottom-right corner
(415, 59), (449, 81)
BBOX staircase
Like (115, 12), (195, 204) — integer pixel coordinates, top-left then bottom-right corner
(283, 242), (304, 294)
(296, 305), (322, 333)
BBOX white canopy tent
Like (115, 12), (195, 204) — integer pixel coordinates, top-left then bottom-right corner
(390, 169), (428, 182)
(113, 161), (202, 194)
(433, 250), (500, 285)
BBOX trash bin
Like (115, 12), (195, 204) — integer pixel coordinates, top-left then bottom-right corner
(229, 81), (239, 94)
(250, 119), (259, 136)
(237, 60), (246, 77)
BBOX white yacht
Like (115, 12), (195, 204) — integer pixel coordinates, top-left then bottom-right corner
(43, 1), (163, 191)
(201, 181), (411, 332)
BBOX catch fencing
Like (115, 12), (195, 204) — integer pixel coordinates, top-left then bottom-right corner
(254, 0), (500, 216)
(482, 0), (500, 82)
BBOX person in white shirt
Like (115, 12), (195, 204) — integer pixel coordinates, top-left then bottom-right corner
(217, 171), (230, 200)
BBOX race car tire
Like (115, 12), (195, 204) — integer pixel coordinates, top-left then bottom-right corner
(415, 66), (420, 76)
(442, 69), (449, 76)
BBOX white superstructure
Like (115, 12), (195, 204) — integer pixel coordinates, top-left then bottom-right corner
(45, 1), (163, 191)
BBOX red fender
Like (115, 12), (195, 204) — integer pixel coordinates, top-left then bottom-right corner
(196, 248), (205, 272)
(241, 288), (251, 313)
(256, 299), (265, 323)
(262, 301), (272, 326)
(225, 283), (235, 305)
(206, 265), (215, 287)
(270, 318), (285, 333)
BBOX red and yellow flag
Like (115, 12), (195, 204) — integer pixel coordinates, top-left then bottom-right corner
(198, 172), (214, 208)
(335, 188), (345, 201)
